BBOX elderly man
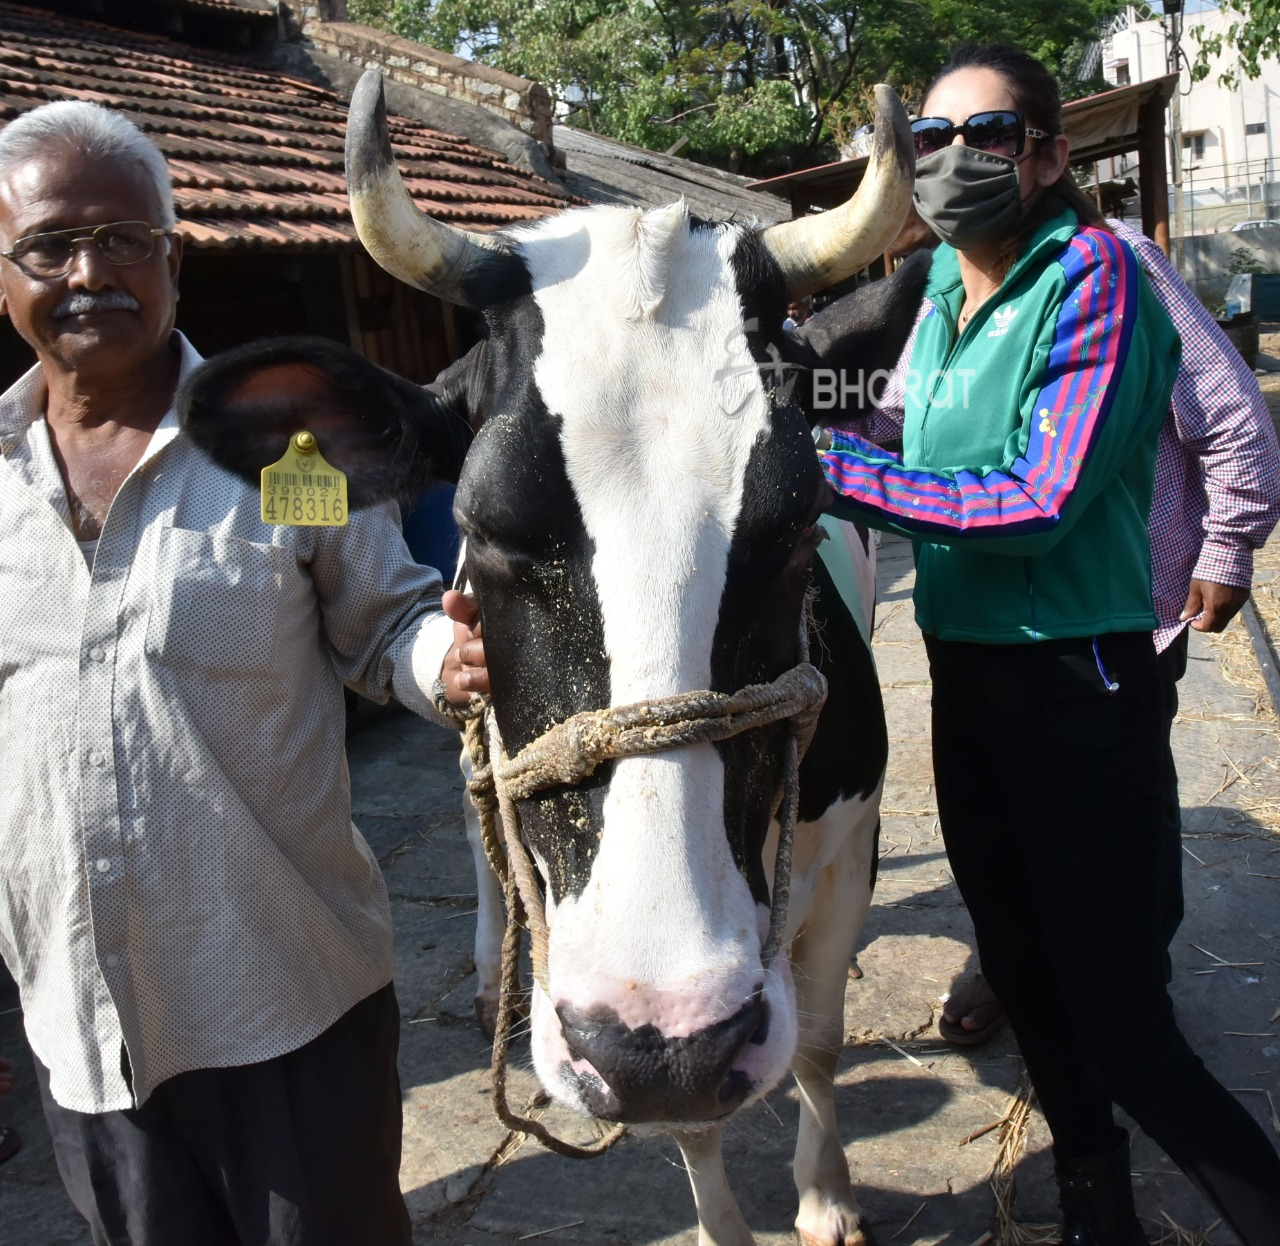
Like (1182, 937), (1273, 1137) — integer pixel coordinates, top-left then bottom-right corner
(0, 100), (486, 1244)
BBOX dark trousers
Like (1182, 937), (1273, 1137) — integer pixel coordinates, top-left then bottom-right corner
(1156, 627), (1189, 961)
(36, 984), (412, 1246)
(926, 632), (1280, 1246)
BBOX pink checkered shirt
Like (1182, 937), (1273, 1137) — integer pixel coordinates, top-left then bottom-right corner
(863, 220), (1280, 653)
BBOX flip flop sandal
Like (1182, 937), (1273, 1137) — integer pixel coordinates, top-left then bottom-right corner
(938, 1006), (1007, 1047)
(0, 1123), (21, 1165)
(938, 976), (1008, 1047)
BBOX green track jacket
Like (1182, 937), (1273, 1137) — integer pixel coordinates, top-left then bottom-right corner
(822, 207), (1181, 644)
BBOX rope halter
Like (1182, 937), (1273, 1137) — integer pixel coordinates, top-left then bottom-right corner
(442, 620), (828, 1159)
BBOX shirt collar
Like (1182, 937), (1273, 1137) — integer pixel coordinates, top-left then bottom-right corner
(0, 331), (203, 457)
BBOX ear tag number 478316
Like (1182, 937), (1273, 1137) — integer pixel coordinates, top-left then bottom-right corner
(261, 431), (348, 527)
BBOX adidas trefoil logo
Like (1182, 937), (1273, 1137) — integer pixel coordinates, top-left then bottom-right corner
(987, 305), (1019, 337)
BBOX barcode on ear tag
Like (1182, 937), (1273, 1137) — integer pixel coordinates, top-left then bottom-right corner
(261, 431), (348, 527)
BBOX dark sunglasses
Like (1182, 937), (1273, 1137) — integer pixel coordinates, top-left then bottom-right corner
(910, 110), (1050, 160)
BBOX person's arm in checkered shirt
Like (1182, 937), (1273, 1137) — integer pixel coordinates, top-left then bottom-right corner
(1115, 220), (1280, 633)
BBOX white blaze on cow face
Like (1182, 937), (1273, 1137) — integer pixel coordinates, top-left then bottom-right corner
(509, 202), (798, 1111)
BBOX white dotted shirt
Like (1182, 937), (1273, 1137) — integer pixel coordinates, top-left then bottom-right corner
(0, 334), (454, 1112)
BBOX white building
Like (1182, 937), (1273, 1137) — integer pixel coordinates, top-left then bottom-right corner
(1100, 1), (1280, 232)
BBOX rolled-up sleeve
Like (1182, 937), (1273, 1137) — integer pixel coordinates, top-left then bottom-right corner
(308, 501), (457, 728)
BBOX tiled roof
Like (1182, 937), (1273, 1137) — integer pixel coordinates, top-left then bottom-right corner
(0, 1), (572, 250)
(554, 125), (789, 225)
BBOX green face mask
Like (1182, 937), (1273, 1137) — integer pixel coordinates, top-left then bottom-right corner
(913, 145), (1022, 250)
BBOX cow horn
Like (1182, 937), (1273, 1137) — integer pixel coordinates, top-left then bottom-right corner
(760, 85), (915, 299)
(345, 69), (513, 309)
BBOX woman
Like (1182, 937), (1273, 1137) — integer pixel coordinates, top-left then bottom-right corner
(820, 44), (1280, 1246)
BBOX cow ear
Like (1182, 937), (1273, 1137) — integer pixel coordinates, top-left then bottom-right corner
(178, 336), (473, 508)
(792, 248), (932, 425)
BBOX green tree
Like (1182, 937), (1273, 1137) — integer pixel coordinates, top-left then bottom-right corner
(1190, 0), (1280, 86)
(348, 0), (1124, 174)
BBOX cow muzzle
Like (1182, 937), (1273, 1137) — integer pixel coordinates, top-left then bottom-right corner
(557, 991), (770, 1123)
(454, 643), (826, 1151)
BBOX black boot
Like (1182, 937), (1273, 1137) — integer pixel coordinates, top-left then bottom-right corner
(1055, 1136), (1151, 1246)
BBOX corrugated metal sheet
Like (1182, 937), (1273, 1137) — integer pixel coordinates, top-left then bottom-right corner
(0, 1), (572, 250)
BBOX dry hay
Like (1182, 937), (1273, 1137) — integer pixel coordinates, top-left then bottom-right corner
(984, 1070), (1058, 1246)
(1201, 622), (1276, 727)
(1185, 580), (1280, 834)
(983, 1068), (1223, 1246)
(1193, 737), (1280, 836)
(1151, 1213), (1222, 1246)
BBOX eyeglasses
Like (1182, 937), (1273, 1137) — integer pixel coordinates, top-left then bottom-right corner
(910, 110), (1050, 160)
(0, 220), (171, 279)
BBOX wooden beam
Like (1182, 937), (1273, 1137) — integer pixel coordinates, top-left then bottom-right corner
(1137, 95), (1171, 257)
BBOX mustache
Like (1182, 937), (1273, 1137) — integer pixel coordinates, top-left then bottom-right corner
(52, 290), (141, 318)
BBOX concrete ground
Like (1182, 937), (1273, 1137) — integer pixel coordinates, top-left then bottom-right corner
(2, 531), (1278, 1246)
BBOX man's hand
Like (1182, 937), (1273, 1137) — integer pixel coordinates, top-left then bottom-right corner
(1181, 579), (1251, 633)
(439, 589), (489, 705)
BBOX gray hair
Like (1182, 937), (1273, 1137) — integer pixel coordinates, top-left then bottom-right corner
(0, 101), (176, 228)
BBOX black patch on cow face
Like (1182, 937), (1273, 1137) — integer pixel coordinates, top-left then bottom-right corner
(454, 295), (612, 905)
(728, 230), (789, 376)
(711, 228), (888, 902)
(711, 231), (830, 902)
(705, 233), (827, 905)
(710, 415), (827, 904)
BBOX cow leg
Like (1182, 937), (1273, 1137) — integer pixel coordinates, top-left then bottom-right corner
(788, 796), (881, 1246)
(671, 1126), (756, 1246)
(461, 745), (505, 1041)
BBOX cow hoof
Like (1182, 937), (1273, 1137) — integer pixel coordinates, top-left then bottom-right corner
(797, 1218), (877, 1246)
(475, 996), (499, 1043)
(475, 992), (531, 1043)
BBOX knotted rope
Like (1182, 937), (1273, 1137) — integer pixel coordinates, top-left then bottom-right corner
(441, 626), (827, 1159)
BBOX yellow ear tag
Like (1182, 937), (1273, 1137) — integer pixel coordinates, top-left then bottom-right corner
(261, 431), (349, 526)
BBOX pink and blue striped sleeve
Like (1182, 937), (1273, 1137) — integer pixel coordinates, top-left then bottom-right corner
(821, 230), (1143, 553)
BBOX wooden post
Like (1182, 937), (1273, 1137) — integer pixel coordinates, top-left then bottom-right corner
(1138, 95), (1171, 257)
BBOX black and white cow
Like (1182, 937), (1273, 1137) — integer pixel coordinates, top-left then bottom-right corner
(183, 69), (927, 1246)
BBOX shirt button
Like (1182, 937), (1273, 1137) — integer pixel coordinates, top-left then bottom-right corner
(89, 647), (106, 662)
(88, 750), (105, 767)
(104, 954), (120, 969)
(95, 858), (112, 873)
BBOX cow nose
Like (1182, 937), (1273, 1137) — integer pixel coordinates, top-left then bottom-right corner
(557, 992), (769, 1123)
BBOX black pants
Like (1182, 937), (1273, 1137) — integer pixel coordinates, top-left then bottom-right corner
(926, 632), (1280, 1246)
(36, 984), (412, 1246)
(1156, 628), (1189, 961)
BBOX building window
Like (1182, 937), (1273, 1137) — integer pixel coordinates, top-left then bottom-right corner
(1115, 62), (1130, 86)
(1182, 132), (1206, 160)
(1246, 122), (1266, 136)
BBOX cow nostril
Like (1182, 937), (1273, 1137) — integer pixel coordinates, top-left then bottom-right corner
(719, 1068), (750, 1104)
(749, 998), (770, 1046)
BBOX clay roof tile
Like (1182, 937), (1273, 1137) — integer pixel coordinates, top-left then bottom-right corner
(0, 0), (571, 249)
